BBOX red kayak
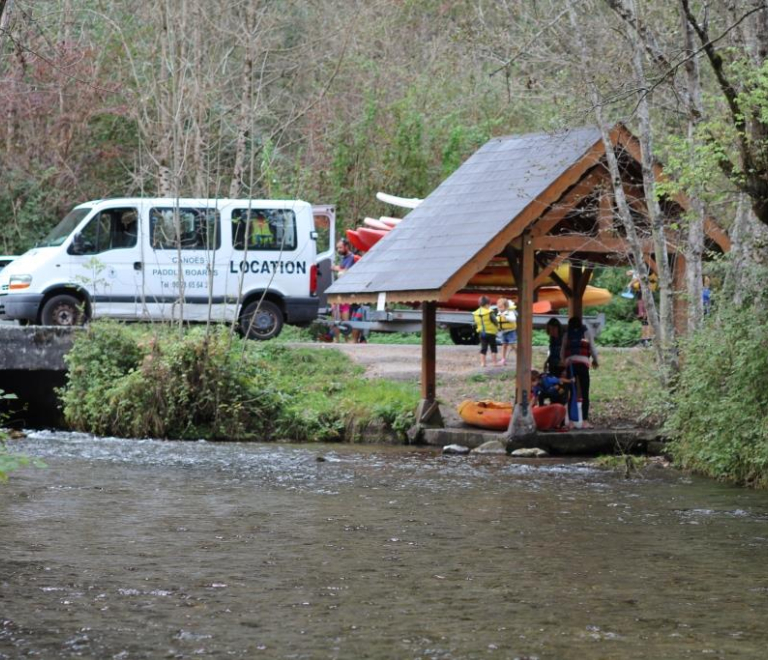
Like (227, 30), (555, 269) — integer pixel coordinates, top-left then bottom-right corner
(346, 229), (368, 253)
(356, 227), (388, 250)
(532, 404), (566, 431)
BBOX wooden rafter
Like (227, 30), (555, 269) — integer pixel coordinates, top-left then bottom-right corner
(530, 167), (606, 238)
(533, 252), (572, 289)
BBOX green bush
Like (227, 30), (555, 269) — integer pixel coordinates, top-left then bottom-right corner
(596, 320), (642, 347)
(668, 288), (768, 487)
(62, 323), (279, 440)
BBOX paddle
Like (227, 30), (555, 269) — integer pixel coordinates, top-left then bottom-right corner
(568, 363), (579, 426)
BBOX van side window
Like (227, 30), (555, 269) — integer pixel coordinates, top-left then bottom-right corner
(150, 207), (220, 250)
(69, 207), (138, 254)
(232, 209), (297, 251)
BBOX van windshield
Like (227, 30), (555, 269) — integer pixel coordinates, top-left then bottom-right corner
(38, 208), (91, 247)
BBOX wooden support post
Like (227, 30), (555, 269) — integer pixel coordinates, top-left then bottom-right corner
(414, 301), (443, 428)
(568, 266), (584, 319)
(421, 301), (437, 402)
(508, 231), (536, 440)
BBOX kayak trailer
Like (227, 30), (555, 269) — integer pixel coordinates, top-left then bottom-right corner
(319, 307), (605, 345)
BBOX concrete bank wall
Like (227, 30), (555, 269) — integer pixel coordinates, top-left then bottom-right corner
(0, 326), (78, 427)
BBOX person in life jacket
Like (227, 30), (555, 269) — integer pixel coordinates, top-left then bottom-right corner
(249, 212), (276, 248)
(496, 297), (517, 367)
(473, 295), (499, 368)
(531, 369), (571, 406)
(560, 316), (599, 428)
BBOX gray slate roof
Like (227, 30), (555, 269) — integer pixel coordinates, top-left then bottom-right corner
(327, 126), (603, 301)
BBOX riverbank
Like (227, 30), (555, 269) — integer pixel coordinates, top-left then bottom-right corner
(317, 341), (662, 430)
(11, 323), (661, 446)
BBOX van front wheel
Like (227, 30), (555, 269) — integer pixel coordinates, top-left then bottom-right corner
(41, 294), (86, 327)
(240, 300), (283, 340)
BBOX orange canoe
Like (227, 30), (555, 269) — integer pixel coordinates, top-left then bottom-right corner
(458, 400), (512, 431)
(469, 263), (572, 288)
(458, 400), (567, 432)
(442, 286), (611, 312)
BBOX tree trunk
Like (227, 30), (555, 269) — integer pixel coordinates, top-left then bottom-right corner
(623, 0), (675, 366)
(679, 1), (705, 330)
(567, 1), (669, 377)
(229, 3), (257, 199)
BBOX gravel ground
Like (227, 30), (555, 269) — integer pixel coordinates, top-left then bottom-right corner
(292, 341), (510, 381)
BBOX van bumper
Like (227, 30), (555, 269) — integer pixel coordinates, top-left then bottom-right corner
(284, 297), (319, 325)
(0, 293), (42, 322)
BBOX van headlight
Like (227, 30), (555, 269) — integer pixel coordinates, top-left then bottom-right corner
(9, 274), (32, 290)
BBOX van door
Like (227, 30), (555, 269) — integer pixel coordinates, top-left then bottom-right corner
(67, 205), (142, 318)
(312, 205), (336, 311)
(142, 205), (223, 321)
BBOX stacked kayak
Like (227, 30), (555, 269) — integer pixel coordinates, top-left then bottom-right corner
(345, 193), (612, 312)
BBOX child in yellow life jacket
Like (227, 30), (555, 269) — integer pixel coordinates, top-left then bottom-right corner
(496, 297), (517, 366)
(473, 295), (499, 367)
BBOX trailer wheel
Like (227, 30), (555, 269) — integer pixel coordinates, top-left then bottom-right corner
(41, 294), (86, 327)
(240, 300), (283, 340)
(449, 326), (479, 345)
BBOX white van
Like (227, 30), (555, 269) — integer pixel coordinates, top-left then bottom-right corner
(0, 198), (335, 339)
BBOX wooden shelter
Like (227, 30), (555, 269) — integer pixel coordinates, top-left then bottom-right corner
(326, 125), (730, 434)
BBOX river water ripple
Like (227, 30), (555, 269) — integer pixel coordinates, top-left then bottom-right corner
(2, 432), (768, 659)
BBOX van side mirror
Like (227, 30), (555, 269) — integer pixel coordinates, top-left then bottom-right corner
(69, 233), (86, 255)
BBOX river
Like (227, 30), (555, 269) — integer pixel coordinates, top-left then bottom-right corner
(1, 432), (767, 659)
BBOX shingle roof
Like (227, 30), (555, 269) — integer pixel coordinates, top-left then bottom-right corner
(327, 126), (603, 302)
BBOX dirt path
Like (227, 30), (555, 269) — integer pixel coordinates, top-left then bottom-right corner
(294, 341), (513, 381)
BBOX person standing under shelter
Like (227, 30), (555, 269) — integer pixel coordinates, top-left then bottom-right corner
(543, 317), (563, 375)
(473, 295), (499, 368)
(331, 239), (360, 343)
(496, 297), (517, 366)
(561, 316), (599, 429)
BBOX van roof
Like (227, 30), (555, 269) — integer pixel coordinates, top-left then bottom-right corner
(74, 198), (311, 209)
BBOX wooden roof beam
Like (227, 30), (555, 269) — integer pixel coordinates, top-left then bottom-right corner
(530, 168), (606, 238)
(533, 252), (573, 289)
(532, 235), (655, 254)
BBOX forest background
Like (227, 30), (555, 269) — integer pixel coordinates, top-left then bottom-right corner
(2, 0), (768, 485)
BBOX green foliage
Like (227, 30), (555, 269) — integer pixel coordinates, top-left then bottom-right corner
(0, 390), (44, 481)
(596, 320), (642, 347)
(590, 267), (641, 346)
(255, 344), (418, 442)
(60, 322), (419, 442)
(62, 323), (280, 440)
(668, 275), (768, 487)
